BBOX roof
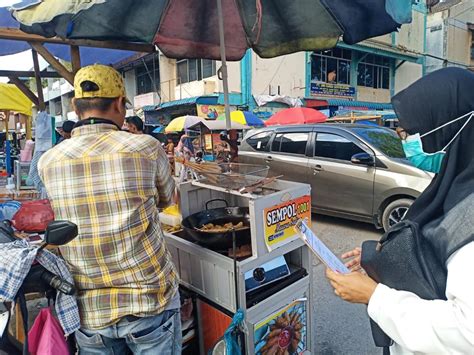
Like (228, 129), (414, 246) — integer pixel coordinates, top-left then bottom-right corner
(189, 120), (249, 131)
(161, 95), (219, 109)
(142, 95), (220, 112)
(317, 98), (393, 110)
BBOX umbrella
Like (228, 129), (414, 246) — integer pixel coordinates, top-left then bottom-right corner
(10, 1), (408, 60)
(165, 115), (205, 133)
(152, 126), (165, 134)
(10, 1), (412, 132)
(216, 111), (264, 127)
(189, 120), (250, 131)
(265, 108), (327, 126)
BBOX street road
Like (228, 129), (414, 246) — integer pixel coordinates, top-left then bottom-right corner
(310, 214), (383, 355)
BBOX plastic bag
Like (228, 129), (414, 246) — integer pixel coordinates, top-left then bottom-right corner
(12, 199), (54, 232)
(34, 111), (53, 151)
(28, 308), (69, 355)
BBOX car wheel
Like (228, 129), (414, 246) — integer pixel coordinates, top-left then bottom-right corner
(382, 198), (413, 232)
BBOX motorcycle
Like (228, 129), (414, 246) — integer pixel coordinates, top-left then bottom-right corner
(0, 220), (78, 355)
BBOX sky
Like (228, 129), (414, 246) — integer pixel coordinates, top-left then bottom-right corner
(0, 50), (48, 82)
(0, 1), (47, 82)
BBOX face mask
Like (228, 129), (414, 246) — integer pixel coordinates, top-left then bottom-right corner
(401, 111), (473, 173)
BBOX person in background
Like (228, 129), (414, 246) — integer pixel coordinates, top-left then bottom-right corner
(326, 68), (474, 354)
(38, 64), (181, 355)
(219, 130), (239, 162)
(56, 120), (75, 144)
(165, 137), (175, 157)
(176, 134), (194, 161)
(327, 69), (337, 84)
(125, 115), (144, 134)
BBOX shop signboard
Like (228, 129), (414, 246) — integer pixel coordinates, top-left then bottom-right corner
(196, 104), (225, 119)
(263, 195), (311, 251)
(254, 299), (307, 355)
(310, 82), (355, 98)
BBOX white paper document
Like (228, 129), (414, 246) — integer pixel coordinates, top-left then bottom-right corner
(295, 220), (350, 274)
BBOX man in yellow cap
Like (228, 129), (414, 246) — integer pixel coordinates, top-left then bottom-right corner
(38, 64), (181, 354)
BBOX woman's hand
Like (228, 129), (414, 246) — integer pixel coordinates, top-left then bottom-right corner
(341, 247), (363, 272)
(326, 268), (378, 305)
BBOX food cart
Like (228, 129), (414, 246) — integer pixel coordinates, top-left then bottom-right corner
(165, 172), (313, 354)
(188, 120), (250, 162)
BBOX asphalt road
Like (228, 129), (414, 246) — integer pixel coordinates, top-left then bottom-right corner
(310, 214), (383, 355)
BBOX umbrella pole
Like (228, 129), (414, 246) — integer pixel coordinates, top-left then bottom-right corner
(216, 0), (232, 132)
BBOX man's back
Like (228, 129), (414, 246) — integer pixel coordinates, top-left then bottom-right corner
(38, 123), (178, 330)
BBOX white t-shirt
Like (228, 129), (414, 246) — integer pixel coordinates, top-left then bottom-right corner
(368, 241), (474, 354)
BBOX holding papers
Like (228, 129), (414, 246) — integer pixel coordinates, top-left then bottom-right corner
(295, 220), (350, 274)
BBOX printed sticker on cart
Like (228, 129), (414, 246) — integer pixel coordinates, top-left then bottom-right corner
(263, 195), (311, 251)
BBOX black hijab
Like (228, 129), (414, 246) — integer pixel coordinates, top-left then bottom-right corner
(392, 68), (474, 259)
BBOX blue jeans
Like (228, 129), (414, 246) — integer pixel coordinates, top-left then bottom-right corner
(75, 310), (181, 355)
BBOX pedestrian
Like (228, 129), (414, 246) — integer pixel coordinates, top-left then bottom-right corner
(326, 68), (474, 354)
(125, 115), (144, 134)
(38, 64), (181, 354)
(56, 120), (75, 143)
(165, 137), (175, 157)
(219, 130), (239, 162)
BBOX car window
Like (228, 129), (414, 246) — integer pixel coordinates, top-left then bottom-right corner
(271, 134), (282, 152)
(273, 132), (309, 155)
(246, 131), (273, 151)
(315, 133), (365, 161)
(351, 127), (405, 158)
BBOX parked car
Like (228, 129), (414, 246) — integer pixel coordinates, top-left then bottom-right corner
(239, 124), (433, 231)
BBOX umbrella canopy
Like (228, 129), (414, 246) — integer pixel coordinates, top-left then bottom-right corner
(152, 126), (165, 134)
(10, 0), (409, 61)
(0, 83), (32, 116)
(165, 115), (205, 133)
(265, 108), (327, 126)
(216, 111), (264, 127)
(189, 120), (249, 131)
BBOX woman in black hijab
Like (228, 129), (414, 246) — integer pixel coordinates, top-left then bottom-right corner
(326, 68), (474, 354)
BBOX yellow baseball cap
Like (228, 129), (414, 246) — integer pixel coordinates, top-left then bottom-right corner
(74, 64), (131, 105)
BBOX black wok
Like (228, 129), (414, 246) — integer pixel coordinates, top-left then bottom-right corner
(181, 199), (251, 250)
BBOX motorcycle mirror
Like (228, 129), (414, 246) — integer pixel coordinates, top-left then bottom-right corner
(44, 221), (78, 246)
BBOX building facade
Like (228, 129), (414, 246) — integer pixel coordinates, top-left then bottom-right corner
(426, 0), (474, 73)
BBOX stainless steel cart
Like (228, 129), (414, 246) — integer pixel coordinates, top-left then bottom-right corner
(165, 179), (314, 354)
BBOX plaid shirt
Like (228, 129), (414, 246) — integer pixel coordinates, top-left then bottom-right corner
(38, 123), (179, 330)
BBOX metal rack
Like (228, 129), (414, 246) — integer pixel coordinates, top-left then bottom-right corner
(165, 179), (313, 354)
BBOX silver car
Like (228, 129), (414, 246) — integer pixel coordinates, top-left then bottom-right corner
(239, 124), (433, 231)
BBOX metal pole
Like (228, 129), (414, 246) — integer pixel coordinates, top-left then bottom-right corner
(216, 0), (232, 132)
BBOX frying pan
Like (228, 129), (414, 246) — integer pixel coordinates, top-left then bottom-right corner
(181, 199), (251, 250)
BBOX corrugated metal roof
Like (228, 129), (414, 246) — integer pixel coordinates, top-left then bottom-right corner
(142, 105), (158, 112)
(142, 95), (220, 112)
(160, 95), (219, 109)
(325, 99), (393, 110)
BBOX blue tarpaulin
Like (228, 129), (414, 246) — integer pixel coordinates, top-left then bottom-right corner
(0, 6), (137, 65)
